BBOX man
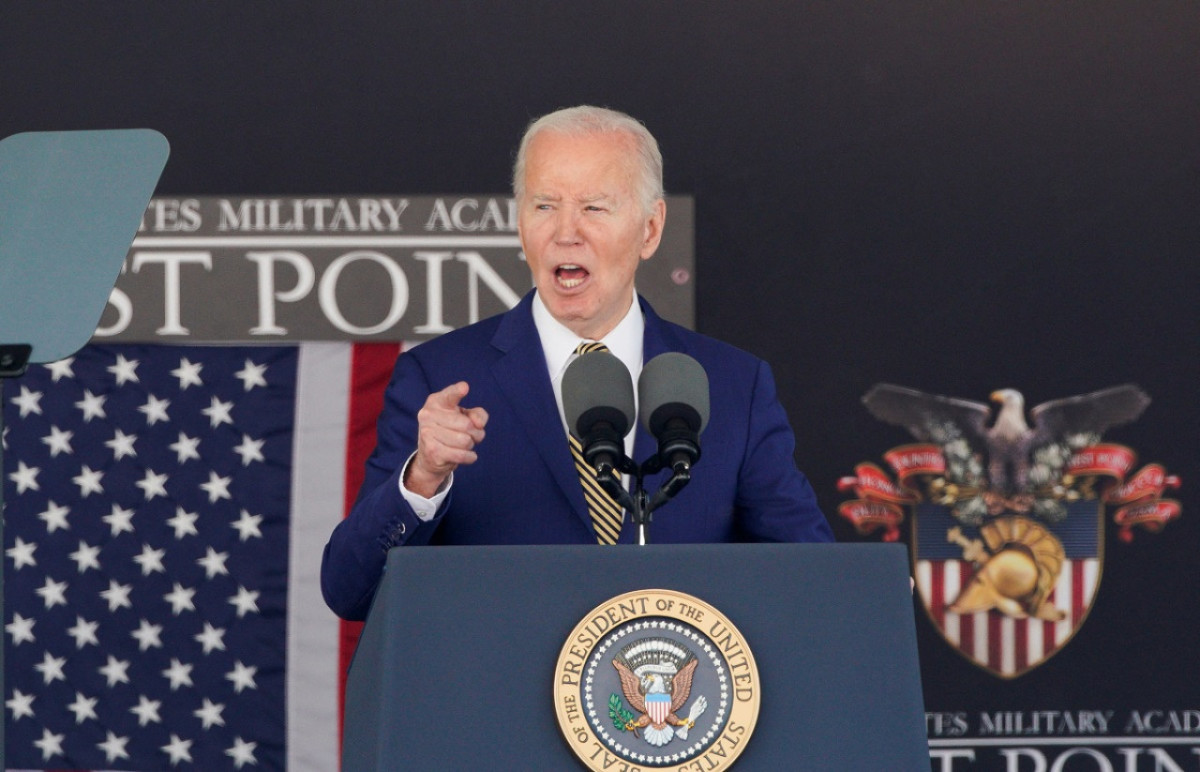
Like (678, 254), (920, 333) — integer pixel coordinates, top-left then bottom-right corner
(321, 106), (832, 621)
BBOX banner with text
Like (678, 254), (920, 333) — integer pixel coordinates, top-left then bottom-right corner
(97, 195), (695, 342)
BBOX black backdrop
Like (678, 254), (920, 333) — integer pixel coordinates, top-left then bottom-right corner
(4, 2), (1198, 768)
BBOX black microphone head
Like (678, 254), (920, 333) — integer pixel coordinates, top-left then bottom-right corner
(562, 350), (635, 440)
(638, 353), (710, 436)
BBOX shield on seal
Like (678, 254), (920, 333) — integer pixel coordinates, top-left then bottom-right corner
(646, 692), (671, 726)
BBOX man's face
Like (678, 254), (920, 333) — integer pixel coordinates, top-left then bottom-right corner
(518, 130), (665, 341)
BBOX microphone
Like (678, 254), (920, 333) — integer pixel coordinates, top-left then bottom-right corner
(638, 353), (710, 474)
(562, 350), (635, 474)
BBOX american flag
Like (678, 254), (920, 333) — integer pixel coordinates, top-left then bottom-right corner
(3, 342), (398, 770)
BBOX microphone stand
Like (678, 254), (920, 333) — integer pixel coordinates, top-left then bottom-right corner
(596, 455), (692, 546)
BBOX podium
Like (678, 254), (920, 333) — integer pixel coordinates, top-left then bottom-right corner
(342, 543), (928, 770)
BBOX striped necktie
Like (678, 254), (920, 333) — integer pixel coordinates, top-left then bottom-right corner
(569, 341), (624, 544)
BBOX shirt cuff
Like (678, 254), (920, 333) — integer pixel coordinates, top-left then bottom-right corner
(398, 452), (451, 521)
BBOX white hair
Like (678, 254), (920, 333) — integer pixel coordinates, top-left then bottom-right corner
(512, 105), (665, 214)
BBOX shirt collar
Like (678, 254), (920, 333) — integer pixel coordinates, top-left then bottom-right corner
(533, 290), (645, 383)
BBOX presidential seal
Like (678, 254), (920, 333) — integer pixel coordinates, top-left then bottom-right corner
(554, 589), (760, 771)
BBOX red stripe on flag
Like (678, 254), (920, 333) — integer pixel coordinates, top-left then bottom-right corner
(337, 342), (402, 757)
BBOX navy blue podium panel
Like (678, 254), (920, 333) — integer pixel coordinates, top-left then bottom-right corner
(342, 543), (928, 771)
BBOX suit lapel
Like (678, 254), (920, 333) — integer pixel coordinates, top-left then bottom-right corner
(490, 294), (591, 528)
(488, 293), (688, 540)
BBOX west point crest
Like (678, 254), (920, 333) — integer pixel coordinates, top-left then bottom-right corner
(554, 590), (760, 770)
(839, 384), (1181, 678)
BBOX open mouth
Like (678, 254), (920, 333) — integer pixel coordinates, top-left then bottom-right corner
(555, 264), (589, 289)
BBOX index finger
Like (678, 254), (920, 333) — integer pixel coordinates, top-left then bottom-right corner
(429, 381), (471, 410)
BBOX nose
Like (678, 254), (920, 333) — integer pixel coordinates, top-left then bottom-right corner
(553, 208), (581, 244)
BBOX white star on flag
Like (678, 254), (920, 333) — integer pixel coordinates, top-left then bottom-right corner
(226, 736), (258, 769)
(13, 385), (44, 417)
(41, 425), (74, 456)
(167, 506), (200, 538)
(235, 359), (268, 391)
(170, 431), (202, 463)
(102, 502), (136, 536)
(99, 655), (132, 687)
(202, 395), (235, 427)
(228, 585), (261, 617)
(130, 695), (163, 726)
(69, 540), (102, 572)
(34, 727), (65, 761)
(171, 358), (205, 389)
(139, 393), (172, 424)
(97, 730), (132, 763)
(131, 619), (165, 651)
(7, 613), (37, 645)
(7, 536), (38, 569)
(135, 468), (170, 500)
(10, 460), (41, 493)
(35, 652), (67, 685)
(72, 464), (105, 497)
(68, 691), (99, 724)
(66, 615), (100, 648)
(75, 389), (107, 421)
(231, 509), (264, 541)
(200, 470), (233, 502)
(234, 434), (265, 466)
(197, 547), (230, 578)
(133, 544), (167, 575)
(226, 661), (259, 694)
(106, 427), (138, 459)
(7, 689), (36, 720)
(37, 500), (70, 532)
(195, 697), (227, 729)
(44, 357), (75, 381)
(107, 354), (141, 385)
(194, 622), (227, 654)
(162, 732), (194, 765)
(100, 579), (134, 611)
(162, 658), (195, 691)
(35, 577), (69, 609)
(164, 582), (198, 614)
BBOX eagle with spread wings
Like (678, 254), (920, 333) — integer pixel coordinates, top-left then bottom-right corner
(612, 657), (706, 748)
(862, 383), (1150, 522)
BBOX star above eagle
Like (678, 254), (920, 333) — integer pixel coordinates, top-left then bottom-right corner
(862, 383), (1150, 521)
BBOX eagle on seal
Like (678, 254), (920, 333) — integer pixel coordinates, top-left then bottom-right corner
(612, 656), (706, 747)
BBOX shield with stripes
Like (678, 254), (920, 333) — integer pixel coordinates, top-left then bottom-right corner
(912, 500), (1101, 679)
(646, 692), (672, 726)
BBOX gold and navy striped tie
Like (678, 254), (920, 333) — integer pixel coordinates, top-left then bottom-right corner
(569, 341), (624, 544)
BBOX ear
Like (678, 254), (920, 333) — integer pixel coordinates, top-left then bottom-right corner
(639, 199), (667, 261)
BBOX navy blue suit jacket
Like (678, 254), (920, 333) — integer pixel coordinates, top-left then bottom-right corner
(321, 292), (832, 619)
